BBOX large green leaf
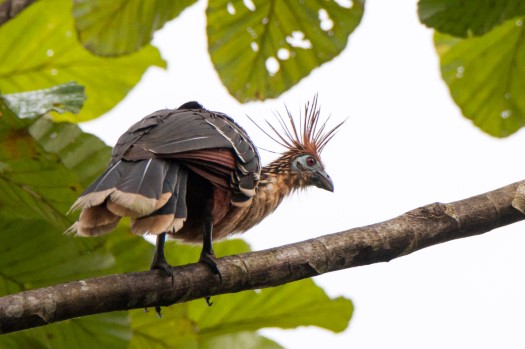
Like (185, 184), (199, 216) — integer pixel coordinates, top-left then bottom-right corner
(435, 18), (525, 137)
(0, 97), (110, 226)
(73, 0), (197, 56)
(0, 101), (79, 227)
(194, 332), (284, 349)
(0, 219), (129, 349)
(0, 311), (131, 349)
(104, 221), (155, 273)
(0, 218), (113, 294)
(207, 0), (364, 102)
(0, 97), (115, 291)
(0, 99), (131, 348)
(0, 0), (166, 122)
(419, 0), (525, 37)
(28, 116), (111, 187)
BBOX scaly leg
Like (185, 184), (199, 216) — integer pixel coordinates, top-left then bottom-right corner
(149, 232), (173, 317)
(150, 233), (174, 282)
(199, 216), (222, 283)
(198, 216), (222, 306)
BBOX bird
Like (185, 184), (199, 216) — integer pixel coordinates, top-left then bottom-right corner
(67, 97), (342, 287)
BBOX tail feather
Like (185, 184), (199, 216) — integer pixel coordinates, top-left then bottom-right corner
(130, 214), (175, 235)
(130, 164), (189, 235)
(69, 161), (127, 212)
(107, 191), (171, 218)
(67, 205), (121, 237)
(105, 158), (171, 217)
(174, 168), (188, 219)
(116, 159), (164, 198)
(69, 159), (189, 236)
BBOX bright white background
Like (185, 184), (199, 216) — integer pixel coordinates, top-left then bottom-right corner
(82, 1), (525, 348)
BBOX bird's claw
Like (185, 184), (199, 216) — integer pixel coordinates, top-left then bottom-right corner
(150, 260), (174, 286)
(148, 259), (174, 317)
(199, 251), (223, 283)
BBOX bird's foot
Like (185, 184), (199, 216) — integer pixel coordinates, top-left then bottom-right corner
(150, 259), (174, 286)
(199, 250), (223, 283)
(149, 260), (174, 318)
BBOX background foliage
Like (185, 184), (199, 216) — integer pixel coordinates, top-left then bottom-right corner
(0, 0), (524, 348)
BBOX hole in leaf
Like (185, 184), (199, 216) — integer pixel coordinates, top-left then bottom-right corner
(286, 31), (312, 49)
(318, 9), (334, 31)
(243, 0), (255, 11)
(277, 48), (290, 60)
(265, 57), (280, 76)
(335, 0), (353, 8)
(227, 2), (236, 15)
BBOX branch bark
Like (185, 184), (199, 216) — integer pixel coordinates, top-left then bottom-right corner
(2, 180), (525, 334)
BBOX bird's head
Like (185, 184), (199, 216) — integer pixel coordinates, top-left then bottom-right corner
(253, 95), (343, 193)
(289, 152), (334, 192)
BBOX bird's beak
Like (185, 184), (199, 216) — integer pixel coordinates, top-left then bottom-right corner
(313, 170), (334, 192)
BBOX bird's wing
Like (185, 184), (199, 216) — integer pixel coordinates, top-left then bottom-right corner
(114, 108), (261, 205)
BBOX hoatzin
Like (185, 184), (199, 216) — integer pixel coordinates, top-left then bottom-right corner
(68, 98), (341, 287)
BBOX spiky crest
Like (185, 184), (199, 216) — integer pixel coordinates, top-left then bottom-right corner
(249, 95), (344, 159)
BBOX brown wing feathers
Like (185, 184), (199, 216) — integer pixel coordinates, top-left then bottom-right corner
(68, 104), (261, 238)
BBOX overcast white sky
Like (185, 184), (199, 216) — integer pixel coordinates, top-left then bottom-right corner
(82, 1), (525, 348)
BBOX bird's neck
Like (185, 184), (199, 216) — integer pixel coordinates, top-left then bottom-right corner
(214, 159), (302, 237)
(254, 159), (302, 210)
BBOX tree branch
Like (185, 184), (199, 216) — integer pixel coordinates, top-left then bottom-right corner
(2, 180), (525, 334)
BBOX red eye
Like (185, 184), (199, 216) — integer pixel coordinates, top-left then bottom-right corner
(306, 156), (317, 166)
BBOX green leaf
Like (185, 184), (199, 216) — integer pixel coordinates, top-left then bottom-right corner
(188, 278), (353, 334)
(435, 18), (525, 137)
(0, 312), (131, 349)
(197, 332), (284, 349)
(0, 98), (111, 227)
(104, 221), (155, 273)
(0, 0), (166, 122)
(0, 218), (114, 294)
(129, 239), (353, 348)
(0, 104), (80, 228)
(2, 82), (86, 118)
(28, 117), (111, 187)
(73, 0), (197, 56)
(0, 103), (131, 349)
(0, 101), (116, 292)
(418, 0), (525, 37)
(130, 329), (283, 349)
(207, 0), (364, 102)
